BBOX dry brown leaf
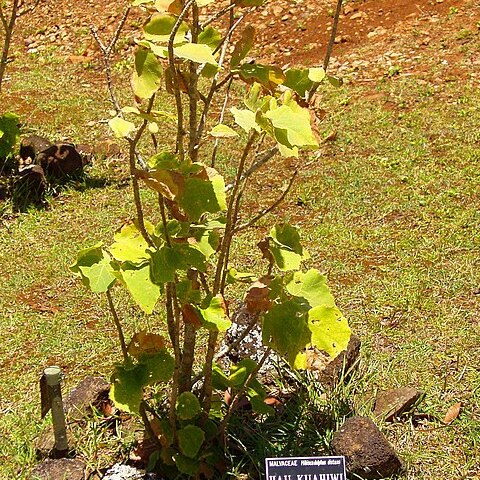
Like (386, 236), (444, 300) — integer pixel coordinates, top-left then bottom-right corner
(443, 401), (462, 424)
(127, 331), (166, 358)
(182, 304), (202, 329)
(244, 280), (271, 313)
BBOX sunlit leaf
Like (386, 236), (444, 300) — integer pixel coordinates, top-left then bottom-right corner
(132, 48), (163, 99)
(143, 13), (189, 44)
(119, 263), (162, 314)
(268, 223), (309, 271)
(209, 124), (238, 138)
(231, 25), (255, 68)
(174, 43), (218, 65)
(154, 0), (182, 13)
(265, 101), (318, 149)
(177, 425), (205, 458)
(176, 392), (202, 420)
(308, 67), (326, 82)
(308, 305), (351, 358)
(109, 221), (152, 264)
(230, 107), (260, 133)
(199, 295), (231, 331)
(70, 243), (116, 293)
(109, 116), (135, 138)
(285, 269), (336, 310)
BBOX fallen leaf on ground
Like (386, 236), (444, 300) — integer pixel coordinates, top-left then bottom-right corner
(443, 402), (461, 424)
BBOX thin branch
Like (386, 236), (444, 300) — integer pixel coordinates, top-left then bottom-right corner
(211, 76), (233, 167)
(90, 8), (130, 115)
(139, 401), (163, 448)
(106, 290), (128, 362)
(213, 313), (259, 362)
(234, 169), (298, 232)
(201, 3), (235, 29)
(225, 146), (278, 192)
(168, 0), (194, 161)
(308, 0), (342, 100)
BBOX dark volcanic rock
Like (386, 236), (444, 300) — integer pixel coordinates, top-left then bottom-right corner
(374, 387), (423, 422)
(19, 135), (52, 162)
(13, 164), (47, 208)
(331, 416), (404, 479)
(317, 334), (361, 387)
(31, 458), (85, 480)
(64, 376), (110, 421)
(37, 143), (83, 178)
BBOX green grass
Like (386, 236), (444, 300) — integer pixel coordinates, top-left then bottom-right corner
(1, 37), (480, 479)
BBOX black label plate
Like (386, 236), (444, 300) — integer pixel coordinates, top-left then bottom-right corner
(265, 456), (346, 480)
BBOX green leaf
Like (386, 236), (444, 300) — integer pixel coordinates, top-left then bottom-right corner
(109, 116), (135, 138)
(262, 300), (311, 367)
(284, 68), (314, 98)
(239, 63), (285, 92)
(265, 102), (318, 149)
(327, 75), (343, 88)
(142, 350), (175, 384)
(286, 269), (336, 310)
(176, 392), (202, 420)
(176, 279), (202, 304)
(230, 107), (260, 133)
(198, 26), (222, 49)
(269, 224), (309, 271)
(132, 48), (163, 99)
(119, 263), (161, 314)
(174, 453), (200, 475)
(109, 222), (152, 265)
(177, 425), (205, 458)
(308, 305), (351, 358)
(193, 229), (219, 259)
(150, 246), (176, 284)
(143, 13), (188, 44)
(212, 363), (230, 391)
(179, 167), (227, 222)
(110, 363), (147, 413)
(199, 295), (231, 331)
(209, 124), (238, 138)
(231, 25), (255, 68)
(70, 243), (116, 293)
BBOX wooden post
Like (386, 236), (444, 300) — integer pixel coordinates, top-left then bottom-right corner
(44, 366), (68, 457)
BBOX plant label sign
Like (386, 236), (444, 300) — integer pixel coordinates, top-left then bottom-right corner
(265, 456), (346, 480)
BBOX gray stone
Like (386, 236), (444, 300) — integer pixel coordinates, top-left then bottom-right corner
(374, 387), (423, 422)
(331, 416), (404, 479)
(31, 458), (85, 480)
(64, 376), (110, 421)
(102, 464), (162, 480)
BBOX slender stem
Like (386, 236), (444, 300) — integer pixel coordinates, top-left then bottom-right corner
(201, 3), (235, 29)
(308, 0), (342, 100)
(211, 76), (233, 167)
(158, 194), (172, 247)
(213, 312), (259, 362)
(225, 146), (278, 192)
(168, 0), (194, 161)
(128, 96), (156, 248)
(166, 284), (180, 429)
(106, 290), (128, 362)
(235, 170), (298, 232)
(0, 0), (19, 92)
(188, 1), (200, 162)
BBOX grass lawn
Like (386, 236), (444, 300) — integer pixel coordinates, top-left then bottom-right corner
(1, 42), (479, 479)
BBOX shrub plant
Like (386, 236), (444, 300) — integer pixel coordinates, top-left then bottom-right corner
(72, 0), (351, 476)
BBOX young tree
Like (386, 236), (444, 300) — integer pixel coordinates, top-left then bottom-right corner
(72, 0), (350, 476)
(0, 0), (41, 92)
